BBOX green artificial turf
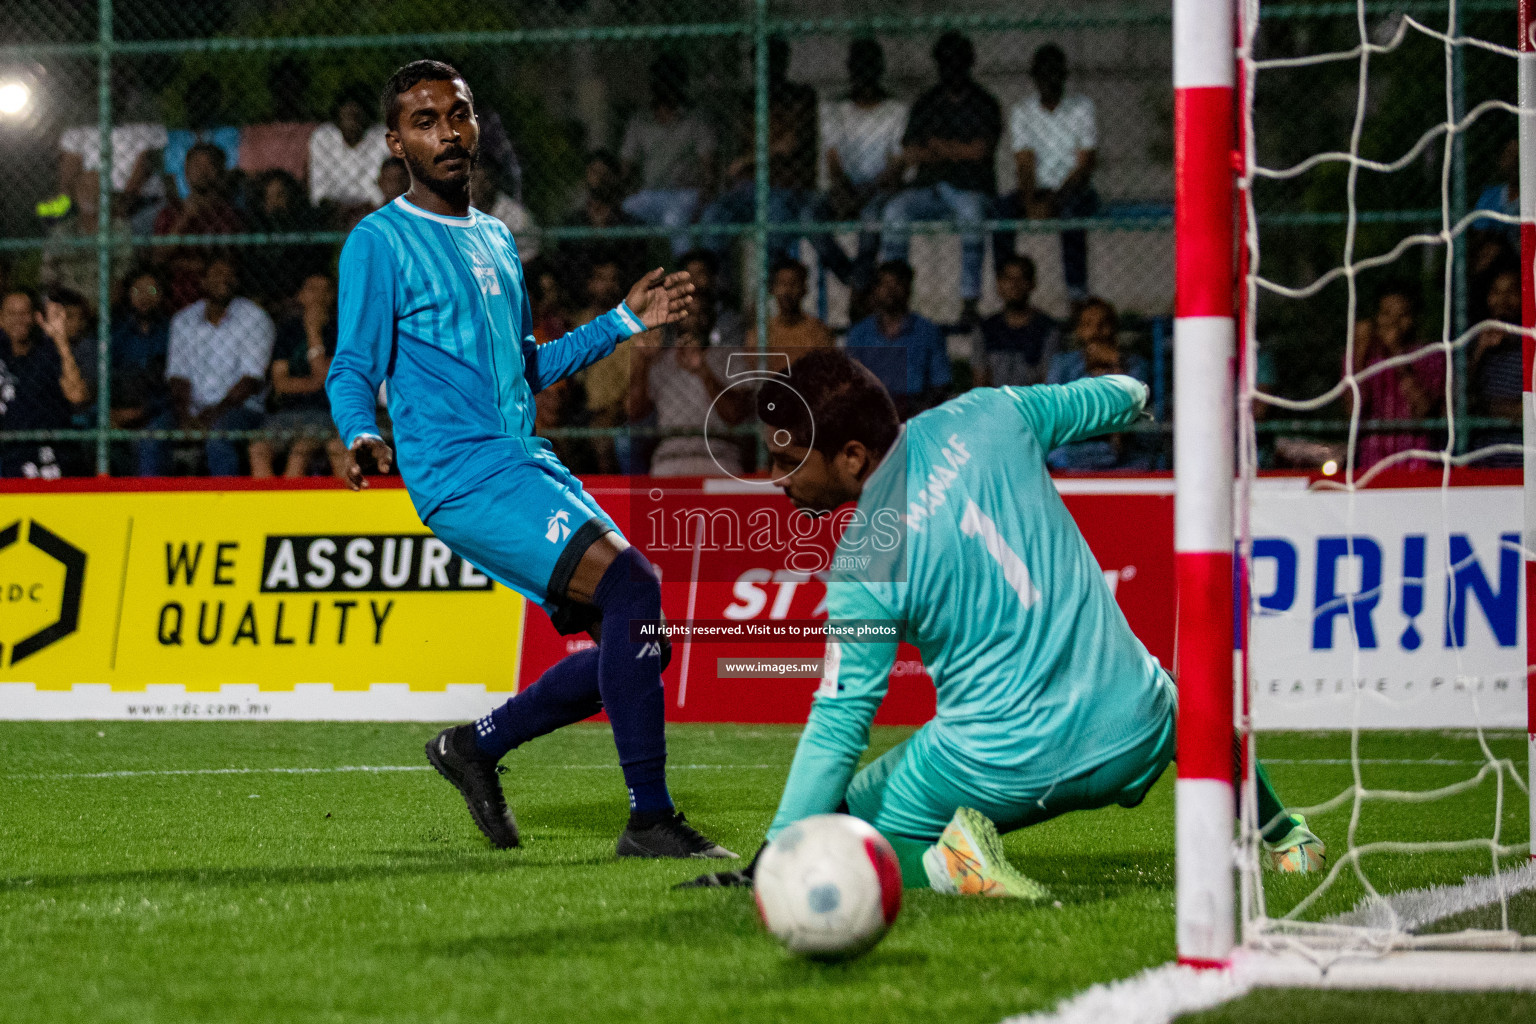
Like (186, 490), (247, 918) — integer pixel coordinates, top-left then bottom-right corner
(0, 723), (1529, 1024)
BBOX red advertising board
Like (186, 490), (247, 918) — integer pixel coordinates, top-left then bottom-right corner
(516, 476), (1177, 726)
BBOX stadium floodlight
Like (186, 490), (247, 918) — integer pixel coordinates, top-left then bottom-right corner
(1173, 0), (1536, 994)
(0, 79), (31, 119)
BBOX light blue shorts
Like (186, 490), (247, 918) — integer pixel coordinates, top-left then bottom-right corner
(846, 688), (1178, 841)
(425, 451), (618, 613)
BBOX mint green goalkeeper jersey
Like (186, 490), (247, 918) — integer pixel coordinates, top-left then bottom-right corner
(767, 375), (1176, 839)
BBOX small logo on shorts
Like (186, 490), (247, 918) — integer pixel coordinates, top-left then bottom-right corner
(545, 510), (572, 544)
(636, 641), (663, 659)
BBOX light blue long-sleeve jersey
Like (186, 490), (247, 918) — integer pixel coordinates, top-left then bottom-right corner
(326, 196), (646, 518)
(768, 375), (1175, 837)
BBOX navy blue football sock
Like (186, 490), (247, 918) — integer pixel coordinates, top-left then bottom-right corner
(472, 646), (602, 759)
(592, 546), (673, 816)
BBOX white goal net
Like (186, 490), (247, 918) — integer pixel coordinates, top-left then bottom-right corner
(1232, 0), (1536, 976)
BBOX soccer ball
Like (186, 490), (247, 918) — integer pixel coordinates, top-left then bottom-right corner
(753, 814), (903, 961)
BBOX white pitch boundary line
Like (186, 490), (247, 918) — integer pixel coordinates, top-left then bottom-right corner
(1006, 866), (1536, 1024)
(4, 763), (776, 781)
(1327, 861), (1536, 930)
(1000, 964), (1251, 1024)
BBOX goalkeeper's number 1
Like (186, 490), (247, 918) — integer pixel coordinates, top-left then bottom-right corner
(959, 500), (1039, 609)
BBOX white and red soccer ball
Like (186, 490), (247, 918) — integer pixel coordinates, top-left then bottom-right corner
(753, 813), (903, 960)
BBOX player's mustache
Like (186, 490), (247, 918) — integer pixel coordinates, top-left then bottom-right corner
(435, 146), (472, 163)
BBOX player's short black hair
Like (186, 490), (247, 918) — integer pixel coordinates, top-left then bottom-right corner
(186, 141), (227, 170)
(679, 248), (721, 278)
(381, 60), (472, 131)
(848, 37), (885, 80)
(47, 286), (88, 311)
(1030, 43), (1068, 79)
(875, 259), (914, 288)
(586, 149), (623, 176)
(757, 348), (900, 460)
(1373, 277), (1421, 318)
(770, 256), (807, 281)
(932, 31), (975, 74)
(1071, 296), (1119, 335)
(996, 253), (1036, 280)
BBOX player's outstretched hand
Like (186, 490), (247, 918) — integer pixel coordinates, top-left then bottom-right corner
(674, 842), (763, 889)
(625, 267), (695, 331)
(344, 435), (393, 491)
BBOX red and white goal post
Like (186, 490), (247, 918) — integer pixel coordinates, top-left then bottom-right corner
(1173, 0), (1536, 983)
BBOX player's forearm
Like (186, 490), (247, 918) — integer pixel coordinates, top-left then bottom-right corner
(324, 364), (383, 445)
(766, 697), (880, 841)
(526, 303), (644, 392)
(1010, 374), (1147, 451)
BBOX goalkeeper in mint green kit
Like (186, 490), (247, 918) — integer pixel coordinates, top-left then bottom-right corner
(691, 349), (1322, 895)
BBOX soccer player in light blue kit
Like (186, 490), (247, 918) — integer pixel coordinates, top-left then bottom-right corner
(327, 61), (734, 860)
(687, 350), (1321, 893)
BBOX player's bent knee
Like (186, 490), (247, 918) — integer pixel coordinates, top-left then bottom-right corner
(592, 544), (663, 622)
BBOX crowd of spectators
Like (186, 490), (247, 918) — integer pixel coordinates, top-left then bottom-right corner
(0, 34), (1522, 479)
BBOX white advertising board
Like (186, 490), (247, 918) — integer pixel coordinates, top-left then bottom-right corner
(1249, 484), (1527, 730)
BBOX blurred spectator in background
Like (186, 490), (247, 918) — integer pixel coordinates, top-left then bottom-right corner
(1348, 282), (1443, 472)
(999, 44), (1098, 302)
(976, 254), (1059, 387)
(48, 289), (97, 396)
(250, 271), (345, 480)
(526, 259), (591, 472)
(163, 74), (243, 200)
(108, 268), (171, 448)
(846, 260), (950, 418)
(558, 150), (649, 283)
(470, 154), (540, 261)
(0, 291), (92, 478)
(377, 157), (410, 206)
(524, 258), (571, 343)
(1469, 264), (1522, 465)
(562, 259), (635, 473)
(1471, 138), (1520, 263)
(629, 302), (747, 477)
(882, 32), (1001, 326)
(246, 169), (326, 308)
(620, 57), (717, 257)
(700, 36), (819, 271)
(1045, 298), (1149, 469)
(239, 58), (316, 184)
(474, 109), (527, 208)
(309, 84), (390, 226)
(145, 256), (274, 476)
(814, 38), (907, 295)
(746, 257), (833, 365)
(53, 77), (168, 232)
(679, 248), (745, 347)
(153, 142), (245, 309)
(39, 164), (132, 305)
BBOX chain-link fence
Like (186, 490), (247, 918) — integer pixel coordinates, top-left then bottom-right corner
(0, 0), (1511, 478)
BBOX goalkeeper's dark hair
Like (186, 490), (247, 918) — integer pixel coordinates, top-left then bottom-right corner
(756, 349), (899, 460)
(381, 60), (472, 131)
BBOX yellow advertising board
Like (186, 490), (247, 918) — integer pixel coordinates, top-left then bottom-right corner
(0, 486), (525, 719)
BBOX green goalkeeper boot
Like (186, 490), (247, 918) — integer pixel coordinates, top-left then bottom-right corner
(921, 807), (1049, 899)
(1264, 814), (1326, 873)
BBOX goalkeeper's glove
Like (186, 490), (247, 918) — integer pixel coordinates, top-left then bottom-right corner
(675, 842), (763, 889)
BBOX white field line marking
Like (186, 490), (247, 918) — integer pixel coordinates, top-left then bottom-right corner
(1001, 963), (1250, 1024)
(1005, 869), (1536, 1024)
(6, 763), (775, 781)
(1326, 862), (1536, 931)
